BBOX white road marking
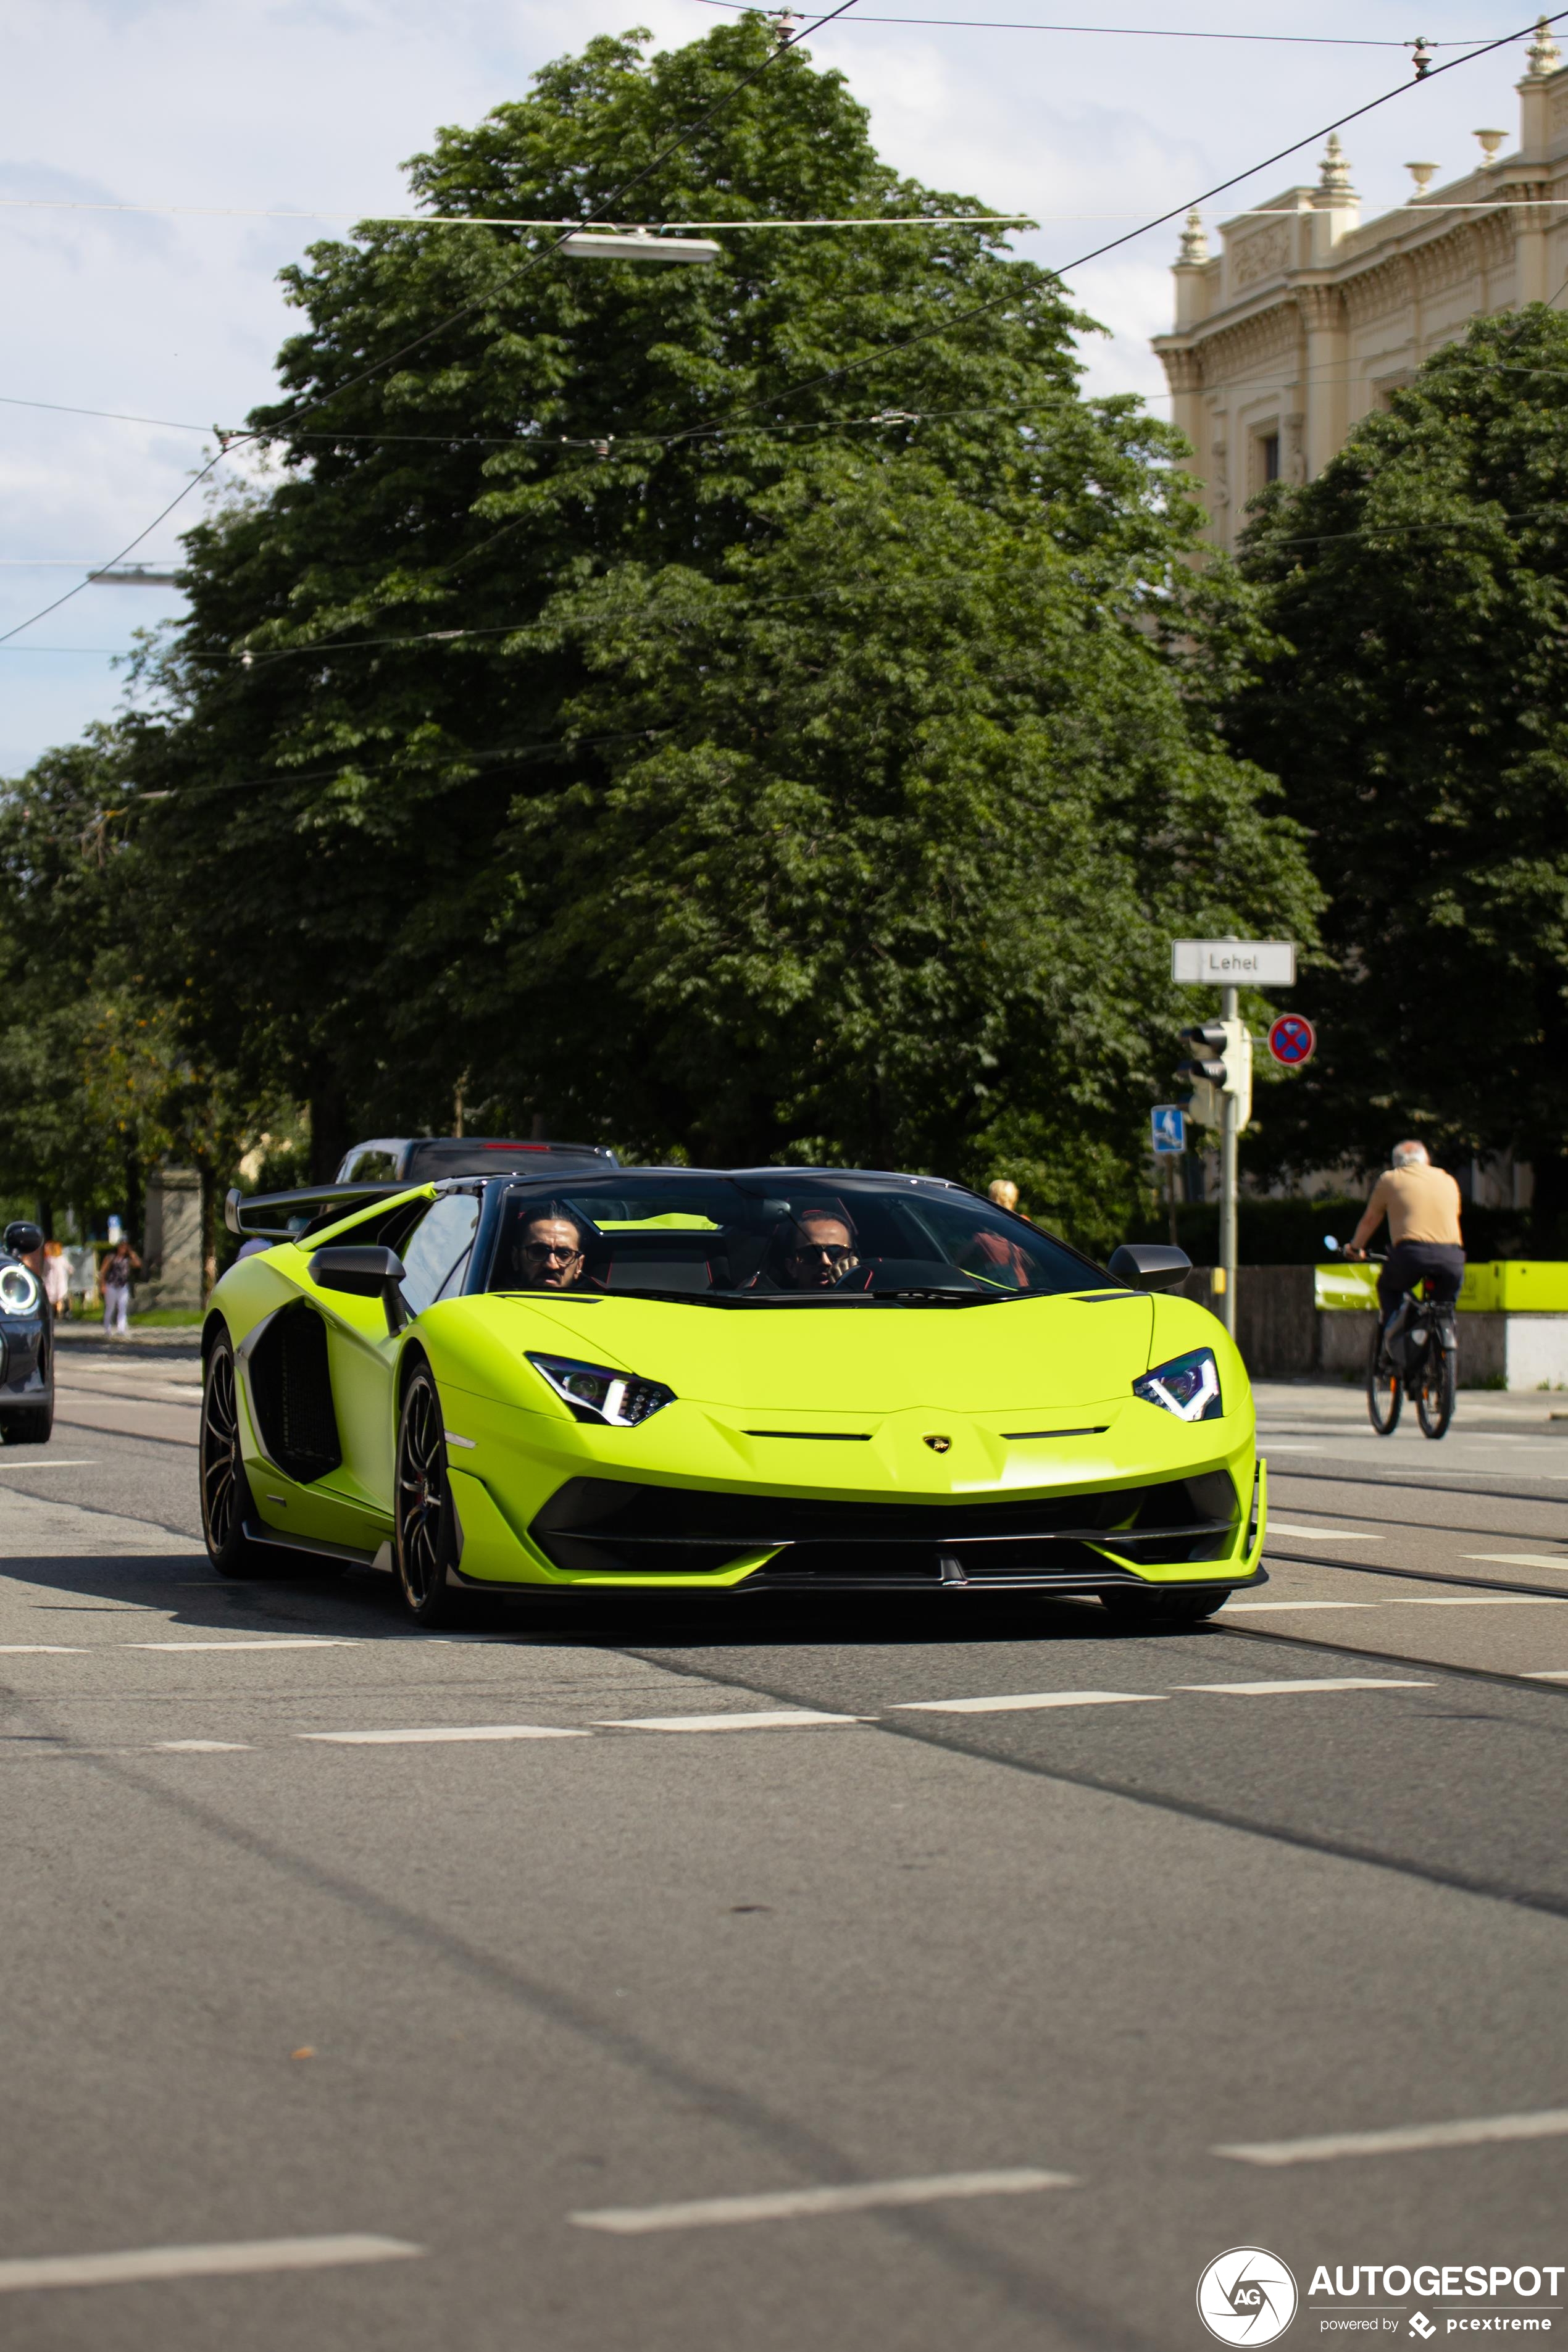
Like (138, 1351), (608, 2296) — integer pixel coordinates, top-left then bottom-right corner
(1265, 1523), (1384, 1541)
(1220, 1601), (1372, 1612)
(0, 1643), (85, 1652)
(569, 2167), (1076, 2234)
(892, 1691), (1167, 1714)
(155, 1740), (252, 1752)
(1213, 2108), (1568, 2168)
(1393, 1596), (1568, 1608)
(130, 1638), (362, 1651)
(1463, 1554), (1568, 1572)
(1525, 1670), (1568, 1681)
(0, 1459), (98, 1471)
(0, 2232), (425, 2294)
(300, 1724), (590, 1744)
(1176, 1678), (1433, 1696)
(594, 1711), (865, 1732)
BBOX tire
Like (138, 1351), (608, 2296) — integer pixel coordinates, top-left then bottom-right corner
(393, 1366), (467, 1628)
(1, 1400), (52, 1445)
(1366, 1324), (1402, 1436)
(1416, 1338), (1456, 1440)
(1100, 1587), (1229, 1628)
(201, 1330), (272, 1576)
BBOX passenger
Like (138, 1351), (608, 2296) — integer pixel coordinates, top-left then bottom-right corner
(516, 1208), (587, 1290)
(777, 1209), (859, 1291)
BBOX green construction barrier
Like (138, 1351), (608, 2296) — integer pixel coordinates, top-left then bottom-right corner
(1315, 1260), (1568, 1311)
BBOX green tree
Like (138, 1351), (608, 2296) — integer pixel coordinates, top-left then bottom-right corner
(1225, 304), (1568, 1228)
(130, 17), (1207, 1178)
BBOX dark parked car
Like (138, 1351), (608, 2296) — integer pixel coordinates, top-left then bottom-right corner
(0, 1245), (53, 1445)
(334, 1136), (620, 1184)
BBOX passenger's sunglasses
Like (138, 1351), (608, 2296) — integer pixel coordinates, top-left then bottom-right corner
(788, 1243), (854, 1264)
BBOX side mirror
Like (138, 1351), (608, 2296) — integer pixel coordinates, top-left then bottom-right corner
(1323, 1234), (1341, 1254)
(1107, 1242), (1192, 1293)
(309, 1245), (407, 1334)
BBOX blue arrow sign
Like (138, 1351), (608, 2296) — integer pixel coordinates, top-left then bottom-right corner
(1151, 1104), (1187, 1156)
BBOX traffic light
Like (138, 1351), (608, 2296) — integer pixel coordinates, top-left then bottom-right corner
(1177, 1020), (1252, 1128)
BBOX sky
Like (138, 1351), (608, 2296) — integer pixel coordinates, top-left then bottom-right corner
(0, 0), (1550, 772)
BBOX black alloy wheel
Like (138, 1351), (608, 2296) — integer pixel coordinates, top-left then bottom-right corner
(201, 1330), (269, 1575)
(1366, 1325), (1402, 1436)
(1100, 1587), (1228, 1628)
(394, 1367), (465, 1627)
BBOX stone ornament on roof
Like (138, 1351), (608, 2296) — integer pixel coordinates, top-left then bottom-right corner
(1314, 133), (1356, 206)
(1177, 209), (1208, 265)
(1525, 14), (1561, 78)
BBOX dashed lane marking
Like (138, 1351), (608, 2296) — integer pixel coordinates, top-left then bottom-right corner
(156, 1740), (252, 1753)
(1265, 1523), (1384, 1541)
(0, 1461), (99, 1472)
(1463, 1554), (1568, 1572)
(569, 2167), (1077, 2234)
(1392, 1595), (1568, 1608)
(1221, 1601), (1372, 1612)
(130, 1638), (362, 1651)
(299, 1724), (590, 1745)
(891, 1691), (1167, 1715)
(0, 1644), (86, 1653)
(1212, 2108), (1568, 2168)
(1175, 1678), (1433, 1697)
(0, 2233), (425, 2295)
(593, 1710), (865, 1732)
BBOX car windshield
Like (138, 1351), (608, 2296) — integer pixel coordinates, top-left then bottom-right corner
(486, 1174), (1103, 1304)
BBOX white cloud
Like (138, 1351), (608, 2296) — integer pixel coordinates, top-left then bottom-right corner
(0, 0), (1542, 767)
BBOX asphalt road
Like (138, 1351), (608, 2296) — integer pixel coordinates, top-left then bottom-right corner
(2, 1335), (1566, 2350)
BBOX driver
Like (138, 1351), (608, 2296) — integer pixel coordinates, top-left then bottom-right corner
(777, 1207), (859, 1290)
(516, 1207), (587, 1290)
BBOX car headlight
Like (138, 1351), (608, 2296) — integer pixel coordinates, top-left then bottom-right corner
(0, 1263), (41, 1316)
(527, 1353), (675, 1428)
(1133, 1347), (1222, 1422)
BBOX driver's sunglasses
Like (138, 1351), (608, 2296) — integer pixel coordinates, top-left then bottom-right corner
(522, 1240), (582, 1262)
(790, 1243), (854, 1264)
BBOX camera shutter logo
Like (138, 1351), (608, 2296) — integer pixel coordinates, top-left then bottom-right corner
(1196, 2248), (1298, 2345)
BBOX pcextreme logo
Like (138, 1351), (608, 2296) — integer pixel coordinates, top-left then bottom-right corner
(1198, 2248), (1301, 2345)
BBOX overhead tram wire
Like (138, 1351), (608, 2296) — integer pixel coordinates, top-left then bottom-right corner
(649, 2), (1568, 450)
(11, 3), (1561, 652)
(690, 0), (1495, 45)
(0, 0), (866, 651)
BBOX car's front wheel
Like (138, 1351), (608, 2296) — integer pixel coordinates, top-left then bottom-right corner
(394, 1366), (466, 1628)
(201, 1330), (270, 1576)
(1100, 1587), (1229, 1629)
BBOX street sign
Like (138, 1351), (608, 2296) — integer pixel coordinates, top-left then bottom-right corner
(1151, 1105), (1187, 1156)
(1172, 939), (1296, 987)
(1267, 1013), (1316, 1067)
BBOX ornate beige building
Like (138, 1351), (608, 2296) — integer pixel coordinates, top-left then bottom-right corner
(1153, 20), (1568, 548)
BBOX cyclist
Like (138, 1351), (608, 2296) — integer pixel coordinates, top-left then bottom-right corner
(1345, 1140), (1464, 1318)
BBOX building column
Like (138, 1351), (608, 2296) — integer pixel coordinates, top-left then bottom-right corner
(1296, 286), (1348, 480)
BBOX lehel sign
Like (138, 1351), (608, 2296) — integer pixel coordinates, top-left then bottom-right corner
(1172, 939), (1296, 987)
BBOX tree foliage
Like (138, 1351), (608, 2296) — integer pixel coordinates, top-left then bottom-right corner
(103, 19), (1315, 1243)
(1225, 304), (1568, 1225)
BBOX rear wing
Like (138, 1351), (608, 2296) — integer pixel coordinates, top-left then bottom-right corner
(224, 1180), (410, 1241)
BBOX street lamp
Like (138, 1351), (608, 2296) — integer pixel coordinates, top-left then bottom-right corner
(559, 227), (722, 265)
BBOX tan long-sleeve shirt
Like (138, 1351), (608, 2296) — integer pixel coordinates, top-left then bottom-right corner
(1357, 1164), (1464, 1249)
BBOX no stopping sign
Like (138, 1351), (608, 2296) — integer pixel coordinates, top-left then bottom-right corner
(1267, 1014), (1315, 1067)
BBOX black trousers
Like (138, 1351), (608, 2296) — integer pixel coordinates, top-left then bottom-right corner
(1378, 1241), (1464, 1316)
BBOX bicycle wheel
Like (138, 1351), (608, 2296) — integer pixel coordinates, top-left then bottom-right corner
(1366, 1324), (1402, 1435)
(1416, 1337), (1456, 1440)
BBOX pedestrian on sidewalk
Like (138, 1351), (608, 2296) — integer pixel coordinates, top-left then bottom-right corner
(42, 1238), (69, 1319)
(99, 1238), (141, 1336)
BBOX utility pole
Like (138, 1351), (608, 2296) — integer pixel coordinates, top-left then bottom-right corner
(1217, 975), (1240, 1341)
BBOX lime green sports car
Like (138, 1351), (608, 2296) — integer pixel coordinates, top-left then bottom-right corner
(201, 1166), (1266, 1628)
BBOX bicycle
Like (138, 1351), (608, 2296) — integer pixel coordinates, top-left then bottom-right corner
(1324, 1236), (1457, 1440)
